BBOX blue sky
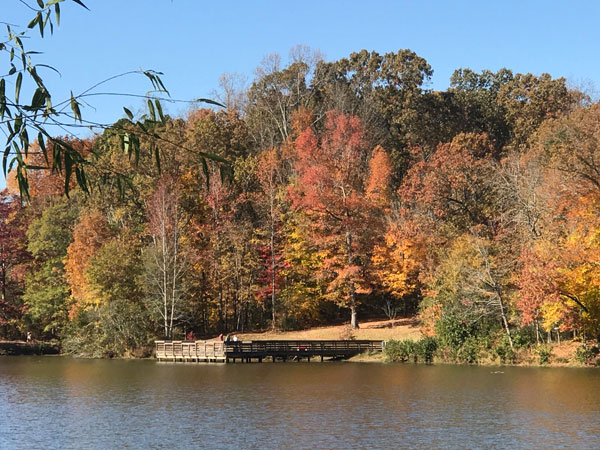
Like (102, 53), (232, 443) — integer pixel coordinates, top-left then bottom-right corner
(2, 0), (600, 188)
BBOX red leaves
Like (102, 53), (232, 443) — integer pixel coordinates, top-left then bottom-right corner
(290, 110), (390, 309)
(0, 190), (29, 325)
(517, 244), (560, 326)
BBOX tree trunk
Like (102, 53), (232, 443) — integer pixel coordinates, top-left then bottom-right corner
(350, 304), (357, 330)
(271, 220), (276, 330)
(1, 264), (6, 305)
(218, 283), (224, 332)
(497, 291), (513, 349)
(345, 230), (358, 329)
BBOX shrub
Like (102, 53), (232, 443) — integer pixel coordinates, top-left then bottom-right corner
(534, 344), (552, 365)
(511, 327), (536, 348)
(458, 336), (481, 364)
(415, 337), (438, 364)
(493, 335), (516, 364)
(574, 346), (597, 364)
(384, 339), (414, 362)
(384, 338), (438, 363)
(435, 314), (472, 354)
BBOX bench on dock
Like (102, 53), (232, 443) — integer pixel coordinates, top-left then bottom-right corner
(155, 339), (383, 363)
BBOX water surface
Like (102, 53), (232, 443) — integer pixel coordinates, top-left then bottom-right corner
(1, 357), (598, 449)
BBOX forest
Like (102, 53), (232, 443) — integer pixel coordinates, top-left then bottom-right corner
(1, 47), (600, 360)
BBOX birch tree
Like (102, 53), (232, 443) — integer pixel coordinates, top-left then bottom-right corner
(146, 177), (186, 339)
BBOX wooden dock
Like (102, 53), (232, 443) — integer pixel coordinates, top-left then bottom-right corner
(155, 340), (384, 363)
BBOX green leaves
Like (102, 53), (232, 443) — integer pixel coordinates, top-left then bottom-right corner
(0, 78), (5, 119)
(143, 70), (169, 95)
(195, 98), (225, 108)
(2, 0), (231, 203)
(30, 88), (47, 111)
(70, 0), (89, 10)
(155, 99), (165, 123)
(15, 72), (22, 104)
(147, 99), (156, 121)
(70, 91), (82, 122)
(123, 107), (134, 120)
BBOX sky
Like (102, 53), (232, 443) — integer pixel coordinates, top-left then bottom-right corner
(2, 0), (600, 188)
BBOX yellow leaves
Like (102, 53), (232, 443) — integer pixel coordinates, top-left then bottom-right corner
(521, 192), (600, 335)
(372, 223), (422, 300)
(540, 300), (569, 332)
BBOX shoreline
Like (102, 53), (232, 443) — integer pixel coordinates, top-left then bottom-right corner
(3, 318), (598, 368)
(3, 343), (597, 369)
(347, 351), (599, 368)
(0, 341), (60, 356)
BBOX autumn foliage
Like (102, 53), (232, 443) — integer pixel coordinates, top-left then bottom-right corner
(2, 48), (599, 358)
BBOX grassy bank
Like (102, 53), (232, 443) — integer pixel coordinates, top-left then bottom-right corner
(233, 318), (422, 342)
(381, 336), (600, 368)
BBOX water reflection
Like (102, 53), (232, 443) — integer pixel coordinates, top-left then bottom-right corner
(0, 357), (598, 449)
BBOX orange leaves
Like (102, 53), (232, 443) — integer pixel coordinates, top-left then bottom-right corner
(366, 146), (393, 203)
(517, 192), (600, 334)
(400, 132), (495, 225)
(517, 242), (561, 327)
(292, 110), (371, 220)
(64, 211), (114, 318)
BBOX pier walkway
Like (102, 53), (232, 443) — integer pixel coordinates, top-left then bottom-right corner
(155, 339), (384, 363)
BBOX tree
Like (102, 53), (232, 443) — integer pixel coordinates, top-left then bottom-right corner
(400, 133), (498, 230)
(145, 176), (186, 340)
(517, 193), (600, 342)
(22, 197), (80, 336)
(279, 210), (326, 326)
(291, 110), (387, 328)
(517, 241), (561, 342)
(64, 211), (114, 318)
(534, 103), (600, 192)
(0, 190), (28, 335)
(427, 232), (515, 348)
(255, 148), (287, 329)
(449, 68), (513, 152)
(312, 49), (434, 178)
(372, 221), (424, 315)
(498, 72), (574, 148)
(246, 48), (323, 149)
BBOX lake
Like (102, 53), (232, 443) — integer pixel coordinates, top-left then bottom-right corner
(0, 357), (598, 449)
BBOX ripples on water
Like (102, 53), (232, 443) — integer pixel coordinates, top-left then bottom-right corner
(0, 357), (598, 449)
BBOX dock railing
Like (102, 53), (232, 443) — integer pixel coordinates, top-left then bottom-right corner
(155, 339), (383, 362)
(155, 340), (226, 361)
